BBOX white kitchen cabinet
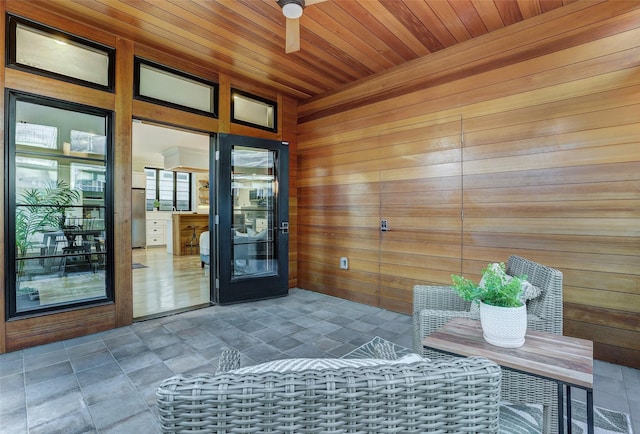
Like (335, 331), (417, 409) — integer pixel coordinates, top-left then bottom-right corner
(146, 215), (167, 246)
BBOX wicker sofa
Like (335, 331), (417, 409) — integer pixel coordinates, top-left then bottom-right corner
(413, 255), (563, 433)
(157, 352), (502, 433)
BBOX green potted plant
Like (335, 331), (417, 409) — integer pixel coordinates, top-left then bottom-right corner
(451, 262), (530, 348)
(15, 180), (80, 293)
(153, 199), (160, 211)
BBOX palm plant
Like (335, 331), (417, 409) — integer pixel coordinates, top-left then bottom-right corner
(15, 180), (80, 281)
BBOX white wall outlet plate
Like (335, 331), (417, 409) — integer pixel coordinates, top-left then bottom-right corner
(340, 257), (349, 270)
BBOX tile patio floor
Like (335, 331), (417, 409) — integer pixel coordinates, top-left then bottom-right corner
(1, 288), (638, 433)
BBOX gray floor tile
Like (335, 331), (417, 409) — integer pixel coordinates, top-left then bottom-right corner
(66, 340), (109, 359)
(0, 406), (27, 434)
(75, 359), (124, 388)
(118, 351), (163, 374)
(344, 319), (380, 333)
(29, 407), (95, 434)
(24, 361), (74, 386)
(81, 374), (137, 406)
(594, 360), (624, 381)
(109, 341), (150, 361)
(0, 382), (25, 414)
(27, 389), (86, 429)
(0, 350), (23, 363)
(195, 341), (231, 362)
(99, 409), (158, 434)
(102, 332), (143, 349)
(70, 349), (116, 373)
(241, 342), (287, 364)
(63, 333), (102, 349)
(25, 373), (78, 405)
(0, 372), (24, 393)
(89, 392), (147, 430)
(266, 335), (304, 351)
(137, 332), (181, 351)
(24, 348), (69, 371)
(22, 341), (65, 358)
(0, 357), (23, 377)
(0, 288), (636, 434)
(126, 361), (173, 388)
(163, 352), (209, 374)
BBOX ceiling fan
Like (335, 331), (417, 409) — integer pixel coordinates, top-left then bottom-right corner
(276, 0), (326, 53)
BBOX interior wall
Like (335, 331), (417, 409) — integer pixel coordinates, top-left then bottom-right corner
(296, 1), (640, 368)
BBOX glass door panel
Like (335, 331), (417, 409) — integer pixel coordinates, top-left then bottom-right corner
(232, 147), (277, 278)
(7, 92), (112, 316)
(215, 134), (288, 304)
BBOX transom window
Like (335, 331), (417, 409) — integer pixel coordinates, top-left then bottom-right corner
(231, 89), (277, 132)
(134, 57), (218, 117)
(6, 14), (115, 90)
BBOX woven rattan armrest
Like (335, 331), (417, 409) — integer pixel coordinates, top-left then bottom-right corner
(413, 284), (471, 314)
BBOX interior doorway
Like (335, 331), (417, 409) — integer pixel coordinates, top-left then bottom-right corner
(131, 120), (211, 319)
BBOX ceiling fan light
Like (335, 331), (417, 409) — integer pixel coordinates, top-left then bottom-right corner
(282, 3), (303, 19)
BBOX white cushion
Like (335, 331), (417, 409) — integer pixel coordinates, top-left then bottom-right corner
(229, 353), (426, 374)
(199, 231), (210, 255)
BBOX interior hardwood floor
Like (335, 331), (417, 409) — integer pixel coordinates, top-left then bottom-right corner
(132, 246), (210, 320)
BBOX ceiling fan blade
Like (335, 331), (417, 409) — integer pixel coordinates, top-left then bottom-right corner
(305, 0), (327, 5)
(285, 17), (300, 53)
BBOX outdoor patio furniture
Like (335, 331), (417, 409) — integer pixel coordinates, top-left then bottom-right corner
(157, 350), (502, 433)
(413, 255), (563, 433)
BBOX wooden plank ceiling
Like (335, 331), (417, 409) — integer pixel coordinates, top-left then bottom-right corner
(27, 0), (575, 101)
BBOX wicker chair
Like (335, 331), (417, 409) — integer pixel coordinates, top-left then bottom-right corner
(157, 352), (502, 434)
(413, 255), (563, 434)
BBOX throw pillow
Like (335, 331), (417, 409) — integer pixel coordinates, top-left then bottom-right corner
(229, 353), (426, 375)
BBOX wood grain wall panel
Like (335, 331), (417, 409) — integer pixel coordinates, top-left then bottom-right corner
(5, 69), (115, 110)
(5, 305), (116, 352)
(377, 117), (461, 311)
(297, 1), (640, 367)
(132, 100), (218, 133)
(114, 37), (135, 327)
(0, 0), (5, 354)
(565, 304), (640, 332)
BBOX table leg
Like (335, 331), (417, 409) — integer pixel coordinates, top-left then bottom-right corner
(558, 383), (565, 434)
(587, 390), (594, 434)
(567, 386), (572, 434)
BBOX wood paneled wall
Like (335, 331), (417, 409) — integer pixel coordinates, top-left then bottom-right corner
(1, 2), (298, 352)
(297, 1), (640, 368)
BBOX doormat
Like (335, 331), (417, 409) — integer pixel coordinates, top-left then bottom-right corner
(345, 337), (633, 434)
(132, 262), (148, 269)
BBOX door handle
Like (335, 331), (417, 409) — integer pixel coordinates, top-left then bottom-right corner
(279, 222), (289, 234)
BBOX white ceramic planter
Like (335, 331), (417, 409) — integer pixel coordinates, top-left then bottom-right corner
(479, 302), (527, 348)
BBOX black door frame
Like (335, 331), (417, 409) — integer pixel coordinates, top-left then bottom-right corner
(213, 133), (289, 304)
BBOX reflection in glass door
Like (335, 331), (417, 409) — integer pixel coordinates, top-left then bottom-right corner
(232, 147), (276, 278)
(7, 92), (112, 317)
(215, 134), (289, 304)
